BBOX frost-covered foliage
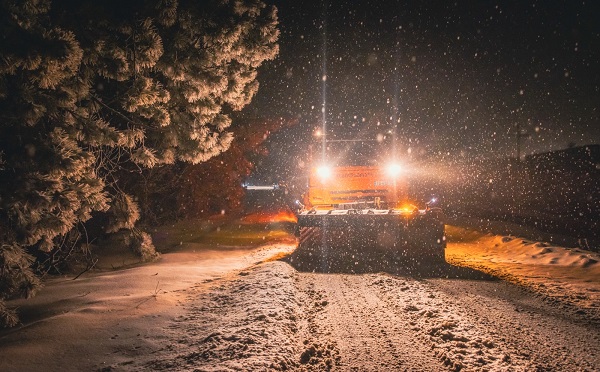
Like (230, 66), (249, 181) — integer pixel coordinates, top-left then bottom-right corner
(122, 116), (294, 224)
(0, 0), (278, 326)
(175, 117), (293, 219)
(0, 244), (41, 327)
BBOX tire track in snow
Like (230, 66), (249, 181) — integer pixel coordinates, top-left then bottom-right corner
(296, 273), (444, 371)
(428, 279), (600, 371)
(371, 275), (533, 371)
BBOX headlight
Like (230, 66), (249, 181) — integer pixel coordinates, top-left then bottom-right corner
(316, 165), (332, 181)
(385, 163), (403, 178)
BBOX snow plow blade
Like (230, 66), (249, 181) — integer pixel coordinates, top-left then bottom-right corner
(296, 208), (446, 264)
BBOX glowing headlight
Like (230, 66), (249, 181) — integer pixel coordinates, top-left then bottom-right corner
(316, 165), (332, 180)
(385, 163), (403, 178)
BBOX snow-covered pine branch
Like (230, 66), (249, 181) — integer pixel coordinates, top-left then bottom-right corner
(0, 0), (279, 327)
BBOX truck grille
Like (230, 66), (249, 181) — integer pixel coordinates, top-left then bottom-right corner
(329, 190), (387, 195)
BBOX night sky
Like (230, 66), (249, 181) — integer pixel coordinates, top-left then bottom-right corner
(244, 0), (599, 183)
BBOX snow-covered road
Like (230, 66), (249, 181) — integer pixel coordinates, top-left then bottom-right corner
(1, 221), (599, 371)
(139, 220), (599, 371)
(139, 259), (599, 371)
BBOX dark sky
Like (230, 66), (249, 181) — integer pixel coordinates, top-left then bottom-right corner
(244, 0), (599, 182)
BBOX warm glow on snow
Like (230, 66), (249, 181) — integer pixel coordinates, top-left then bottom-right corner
(241, 210), (298, 224)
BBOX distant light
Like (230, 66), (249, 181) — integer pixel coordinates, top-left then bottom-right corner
(426, 198), (438, 208)
(245, 185), (279, 190)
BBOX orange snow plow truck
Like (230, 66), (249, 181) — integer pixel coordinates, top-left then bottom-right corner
(296, 163), (446, 263)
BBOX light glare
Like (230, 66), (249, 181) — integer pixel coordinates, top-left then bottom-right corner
(385, 163), (403, 178)
(316, 165), (332, 180)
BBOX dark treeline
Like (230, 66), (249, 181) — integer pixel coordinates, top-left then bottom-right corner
(412, 145), (599, 249)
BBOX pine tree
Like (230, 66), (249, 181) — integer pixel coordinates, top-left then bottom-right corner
(0, 0), (278, 327)
(174, 117), (293, 220)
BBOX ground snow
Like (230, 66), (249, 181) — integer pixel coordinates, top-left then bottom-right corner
(1, 219), (599, 371)
(446, 224), (600, 320)
(145, 261), (300, 371)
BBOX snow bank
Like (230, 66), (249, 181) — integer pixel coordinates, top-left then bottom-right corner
(144, 261), (301, 371)
(446, 225), (600, 320)
(0, 240), (296, 371)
